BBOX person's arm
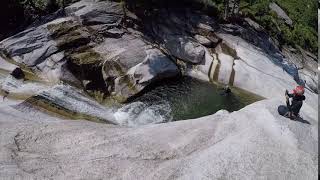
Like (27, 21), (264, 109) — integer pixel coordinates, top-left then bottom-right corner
(285, 90), (291, 108)
(287, 93), (294, 98)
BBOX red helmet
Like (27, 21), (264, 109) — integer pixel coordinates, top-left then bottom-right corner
(293, 86), (305, 95)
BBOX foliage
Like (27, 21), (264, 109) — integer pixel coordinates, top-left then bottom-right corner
(0, 0), (76, 40)
(1, 0), (317, 54)
(240, 0), (317, 54)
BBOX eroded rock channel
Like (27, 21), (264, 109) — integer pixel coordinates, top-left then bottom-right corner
(0, 0), (317, 127)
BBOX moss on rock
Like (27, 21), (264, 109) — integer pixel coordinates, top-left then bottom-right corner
(220, 42), (238, 59)
(47, 20), (91, 50)
(69, 48), (102, 65)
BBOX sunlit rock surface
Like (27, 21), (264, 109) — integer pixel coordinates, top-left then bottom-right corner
(0, 0), (318, 179)
(0, 0), (317, 100)
(0, 97), (317, 179)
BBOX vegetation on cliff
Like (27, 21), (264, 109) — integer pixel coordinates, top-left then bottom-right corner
(240, 0), (317, 54)
(1, 0), (317, 54)
(0, 0), (75, 40)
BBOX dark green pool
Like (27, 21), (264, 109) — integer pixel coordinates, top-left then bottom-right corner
(130, 76), (263, 121)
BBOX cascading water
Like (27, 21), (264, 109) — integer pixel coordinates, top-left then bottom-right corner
(114, 101), (172, 127)
(113, 77), (262, 125)
(1, 66), (262, 127)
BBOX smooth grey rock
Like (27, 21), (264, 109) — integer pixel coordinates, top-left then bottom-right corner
(0, 97), (317, 180)
(220, 23), (280, 56)
(282, 47), (318, 93)
(15, 84), (117, 124)
(91, 25), (125, 37)
(0, 17), (89, 86)
(269, 2), (293, 26)
(194, 35), (213, 47)
(132, 49), (179, 84)
(67, 0), (123, 17)
(98, 34), (179, 100)
(98, 34), (149, 70)
(81, 11), (122, 26)
(148, 10), (214, 64)
(113, 48), (179, 100)
(244, 17), (264, 31)
(164, 36), (206, 64)
(0, 26), (58, 67)
(218, 33), (318, 115)
(0, 1), (318, 179)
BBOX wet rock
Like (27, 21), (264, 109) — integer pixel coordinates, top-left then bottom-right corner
(1, 75), (24, 93)
(15, 84), (116, 124)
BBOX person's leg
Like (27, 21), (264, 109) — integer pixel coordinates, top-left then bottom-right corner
(288, 112), (297, 120)
(2, 91), (9, 101)
(284, 111), (290, 118)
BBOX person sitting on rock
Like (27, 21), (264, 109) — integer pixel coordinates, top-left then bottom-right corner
(285, 86), (306, 119)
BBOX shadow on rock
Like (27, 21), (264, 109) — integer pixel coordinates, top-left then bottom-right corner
(294, 117), (311, 125)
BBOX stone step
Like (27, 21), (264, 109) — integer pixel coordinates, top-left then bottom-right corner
(208, 53), (219, 82)
(217, 52), (235, 85)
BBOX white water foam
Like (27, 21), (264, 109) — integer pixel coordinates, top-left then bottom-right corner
(1, 68), (173, 126)
(34, 85), (117, 123)
(1, 75), (50, 98)
(114, 101), (172, 127)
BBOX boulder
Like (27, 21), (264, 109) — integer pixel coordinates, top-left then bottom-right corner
(148, 10), (212, 64)
(113, 49), (179, 100)
(10, 67), (25, 80)
(0, 17), (91, 87)
(269, 2), (293, 26)
(244, 17), (264, 31)
(194, 35), (213, 47)
(164, 36), (206, 64)
(0, 26), (59, 67)
(97, 33), (179, 101)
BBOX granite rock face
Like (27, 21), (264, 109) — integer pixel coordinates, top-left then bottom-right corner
(0, 1), (318, 179)
(0, 96), (317, 180)
(0, 0), (317, 101)
(269, 2), (293, 26)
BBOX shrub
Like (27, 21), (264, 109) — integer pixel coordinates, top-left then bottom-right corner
(240, 0), (317, 54)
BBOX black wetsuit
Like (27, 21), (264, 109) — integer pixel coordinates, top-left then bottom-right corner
(287, 93), (305, 116)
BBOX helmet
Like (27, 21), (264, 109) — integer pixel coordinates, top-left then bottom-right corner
(293, 86), (305, 95)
